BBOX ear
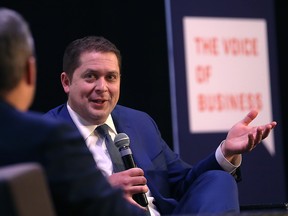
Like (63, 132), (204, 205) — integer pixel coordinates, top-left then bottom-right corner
(25, 56), (37, 86)
(61, 72), (71, 94)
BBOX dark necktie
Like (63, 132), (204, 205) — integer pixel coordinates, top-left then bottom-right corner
(96, 124), (125, 172)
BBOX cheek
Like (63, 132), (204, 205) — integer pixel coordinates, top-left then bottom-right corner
(110, 85), (120, 97)
(72, 81), (93, 94)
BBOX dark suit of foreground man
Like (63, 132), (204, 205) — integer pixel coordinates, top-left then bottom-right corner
(0, 7), (146, 216)
(44, 35), (277, 216)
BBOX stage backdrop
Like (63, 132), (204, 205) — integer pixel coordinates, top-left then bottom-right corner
(165, 0), (286, 205)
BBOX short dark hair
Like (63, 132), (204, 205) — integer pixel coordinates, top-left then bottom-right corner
(0, 7), (35, 93)
(63, 36), (122, 79)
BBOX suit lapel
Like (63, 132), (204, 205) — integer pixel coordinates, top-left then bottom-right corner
(112, 107), (154, 171)
(60, 104), (79, 130)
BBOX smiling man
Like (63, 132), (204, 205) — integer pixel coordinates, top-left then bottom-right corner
(44, 35), (277, 216)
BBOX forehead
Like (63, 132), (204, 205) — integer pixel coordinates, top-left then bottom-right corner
(79, 51), (119, 70)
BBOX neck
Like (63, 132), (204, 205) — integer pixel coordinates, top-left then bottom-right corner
(2, 81), (32, 111)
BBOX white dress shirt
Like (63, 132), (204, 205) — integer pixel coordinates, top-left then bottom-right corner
(67, 104), (160, 215)
(66, 103), (241, 216)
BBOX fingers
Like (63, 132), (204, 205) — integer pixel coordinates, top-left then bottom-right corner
(259, 122), (277, 140)
(247, 133), (255, 151)
(270, 121), (277, 129)
(128, 184), (149, 194)
(110, 168), (147, 190)
(262, 126), (271, 140)
(127, 167), (145, 177)
(248, 122), (276, 151)
(242, 109), (258, 125)
(247, 131), (261, 152)
(242, 110), (277, 144)
(123, 168), (147, 185)
(108, 168), (146, 188)
(254, 127), (263, 144)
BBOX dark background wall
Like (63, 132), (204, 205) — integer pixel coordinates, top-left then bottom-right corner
(2, 0), (288, 199)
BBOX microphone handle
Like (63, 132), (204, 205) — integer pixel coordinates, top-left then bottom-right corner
(122, 154), (137, 169)
(132, 193), (149, 208)
(122, 154), (149, 207)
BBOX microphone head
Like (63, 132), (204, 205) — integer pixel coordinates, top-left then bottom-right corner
(114, 133), (130, 149)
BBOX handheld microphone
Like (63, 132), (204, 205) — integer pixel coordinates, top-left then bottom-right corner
(114, 133), (149, 207)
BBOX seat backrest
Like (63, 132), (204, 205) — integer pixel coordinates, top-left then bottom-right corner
(0, 163), (56, 216)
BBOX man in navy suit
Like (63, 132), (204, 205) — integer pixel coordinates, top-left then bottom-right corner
(44, 36), (277, 215)
(0, 8), (147, 216)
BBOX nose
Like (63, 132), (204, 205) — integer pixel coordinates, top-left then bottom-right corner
(95, 77), (108, 91)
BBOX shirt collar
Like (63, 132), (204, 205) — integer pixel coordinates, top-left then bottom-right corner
(66, 103), (117, 140)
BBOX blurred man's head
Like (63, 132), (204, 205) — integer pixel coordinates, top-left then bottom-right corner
(0, 7), (36, 111)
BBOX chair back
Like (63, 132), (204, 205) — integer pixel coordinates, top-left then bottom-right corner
(0, 163), (56, 216)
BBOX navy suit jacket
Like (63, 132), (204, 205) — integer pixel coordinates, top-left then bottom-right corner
(43, 104), (241, 215)
(0, 100), (145, 216)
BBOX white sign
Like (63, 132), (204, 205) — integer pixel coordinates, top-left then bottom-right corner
(183, 17), (275, 155)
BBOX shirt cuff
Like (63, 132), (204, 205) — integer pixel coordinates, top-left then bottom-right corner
(215, 140), (242, 174)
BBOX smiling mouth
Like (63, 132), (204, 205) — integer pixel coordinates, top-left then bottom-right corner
(93, 99), (106, 104)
